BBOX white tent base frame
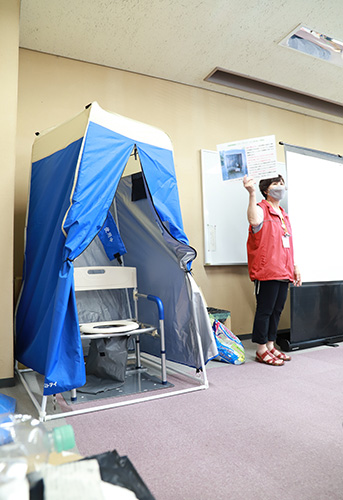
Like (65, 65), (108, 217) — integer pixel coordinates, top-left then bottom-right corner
(15, 353), (209, 422)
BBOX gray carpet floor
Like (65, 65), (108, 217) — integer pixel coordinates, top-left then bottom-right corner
(3, 340), (343, 499)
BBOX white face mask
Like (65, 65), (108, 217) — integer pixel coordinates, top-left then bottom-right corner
(268, 185), (285, 201)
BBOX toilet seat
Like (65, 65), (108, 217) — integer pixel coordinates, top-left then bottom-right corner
(80, 319), (140, 335)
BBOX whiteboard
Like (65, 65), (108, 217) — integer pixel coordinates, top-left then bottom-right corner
(200, 149), (287, 266)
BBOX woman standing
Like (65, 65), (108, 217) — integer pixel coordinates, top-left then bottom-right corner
(243, 174), (301, 366)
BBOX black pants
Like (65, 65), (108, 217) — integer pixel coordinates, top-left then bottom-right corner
(252, 280), (289, 345)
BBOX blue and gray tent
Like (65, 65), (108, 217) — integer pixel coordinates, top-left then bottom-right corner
(15, 102), (217, 396)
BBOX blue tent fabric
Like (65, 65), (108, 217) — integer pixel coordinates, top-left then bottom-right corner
(62, 122), (134, 262)
(136, 143), (188, 245)
(16, 138), (83, 381)
(98, 211), (127, 261)
(42, 261), (86, 393)
(15, 103), (216, 396)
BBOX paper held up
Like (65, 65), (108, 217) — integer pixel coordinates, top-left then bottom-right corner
(216, 135), (278, 182)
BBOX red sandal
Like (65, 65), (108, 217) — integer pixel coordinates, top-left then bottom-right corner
(255, 350), (284, 366)
(269, 347), (291, 362)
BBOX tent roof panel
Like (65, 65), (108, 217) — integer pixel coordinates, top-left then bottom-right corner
(31, 102), (173, 164)
(32, 106), (90, 163)
(89, 102), (173, 151)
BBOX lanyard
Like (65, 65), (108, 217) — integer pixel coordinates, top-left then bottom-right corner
(267, 201), (289, 236)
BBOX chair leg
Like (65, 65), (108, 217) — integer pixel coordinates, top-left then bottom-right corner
(135, 335), (142, 369)
(159, 318), (167, 384)
(40, 395), (48, 421)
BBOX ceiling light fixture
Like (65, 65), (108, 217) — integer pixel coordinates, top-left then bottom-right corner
(279, 24), (343, 68)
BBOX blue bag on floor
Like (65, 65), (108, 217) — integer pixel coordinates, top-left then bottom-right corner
(0, 395), (16, 443)
(0, 394), (16, 415)
(212, 319), (245, 365)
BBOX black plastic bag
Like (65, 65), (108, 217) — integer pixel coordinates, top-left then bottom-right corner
(86, 336), (129, 382)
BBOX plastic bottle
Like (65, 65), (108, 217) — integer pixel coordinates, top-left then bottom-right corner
(0, 414), (75, 499)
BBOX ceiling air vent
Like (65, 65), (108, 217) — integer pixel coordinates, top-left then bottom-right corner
(205, 67), (343, 118)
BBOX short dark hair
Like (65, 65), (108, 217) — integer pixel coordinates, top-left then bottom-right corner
(259, 174), (285, 199)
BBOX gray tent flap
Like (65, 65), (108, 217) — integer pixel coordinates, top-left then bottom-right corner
(115, 174), (217, 368)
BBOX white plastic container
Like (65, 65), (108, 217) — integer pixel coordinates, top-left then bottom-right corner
(0, 414), (75, 499)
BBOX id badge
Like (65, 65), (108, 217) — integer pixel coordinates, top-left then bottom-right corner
(282, 235), (290, 248)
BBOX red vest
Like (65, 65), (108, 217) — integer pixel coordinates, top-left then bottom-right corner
(247, 200), (294, 282)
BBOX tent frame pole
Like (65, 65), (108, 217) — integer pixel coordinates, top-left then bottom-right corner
(15, 365), (208, 422)
(15, 321), (209, 422)
(16, 368), (47, 419)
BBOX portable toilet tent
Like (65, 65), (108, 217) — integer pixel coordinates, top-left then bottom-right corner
(15, 102), (217, 397)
